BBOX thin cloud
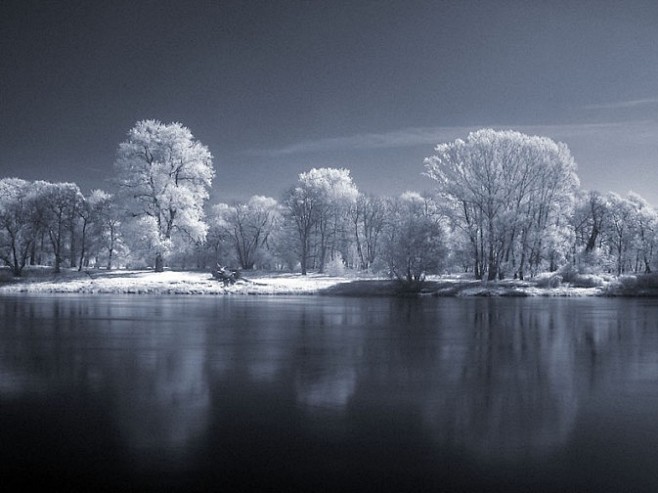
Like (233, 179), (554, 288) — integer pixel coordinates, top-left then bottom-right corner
(582, 98), (658, 110)
(245, 127), (465, 156)
(246, 121), (652, 157)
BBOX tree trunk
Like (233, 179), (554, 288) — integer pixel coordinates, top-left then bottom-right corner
(54, 252), (61, 273)
(155, 253), (164, 272)
(78, 221), (87, 272)
(355, 223), (365, 270)
(51, 224), (62, 274)
(107, 226), (115, 270)
(473, 245), (481, 280)
(585, 226), (599, 253)
(487, 258), (497, 281)
(37, 232), (45, 265)
(300, 239), (308, 275)
(30, 241), (36, 266)
(518, 249), (526, 281)
(69, 225), (77, 268)
(318, 238), (327, 273)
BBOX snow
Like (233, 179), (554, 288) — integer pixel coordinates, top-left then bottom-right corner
(0, 269), (353, 295)
(0, 268), (620, 297)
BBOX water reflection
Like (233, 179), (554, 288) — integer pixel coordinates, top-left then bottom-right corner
(2, 295), (658, 488)
(420, 300), (581, 459)
(0, 296), (210, 466)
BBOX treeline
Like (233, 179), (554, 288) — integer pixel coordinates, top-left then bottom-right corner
(1, 122), (656, 281)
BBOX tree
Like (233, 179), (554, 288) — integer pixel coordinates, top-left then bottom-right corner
(114, 120), (214, 272)
(269, 216), (302, 271)
(572, 190), (607, 254)
(209, 196), (281, 269)
(85, 189), (123, 270)
(0, 178), (36, 276)
(604, 193), (637, 276)
(75, 193), (93, 270)
(206, 203), (236, 266)
(350, 193), (387, 271)
(284, 167), (358, 275)
(627, 192), (658, 273)
(33, 181), (84, 273)
(381, 192), (446, 285)
(424, 129), (579, 280)
(285, 184), (315, 275)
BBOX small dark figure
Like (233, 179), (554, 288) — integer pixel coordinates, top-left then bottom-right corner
(212, 263), (241, 286)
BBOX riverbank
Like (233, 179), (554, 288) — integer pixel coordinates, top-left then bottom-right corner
(1, 267), (657, 297)
(0, 268), (352, 295)
(320, 277), (607, 297)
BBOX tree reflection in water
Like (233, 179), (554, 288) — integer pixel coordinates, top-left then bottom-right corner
(2, 295), (658, 489)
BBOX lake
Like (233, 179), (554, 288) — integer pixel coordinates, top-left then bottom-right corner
(1, 295), (658, 491)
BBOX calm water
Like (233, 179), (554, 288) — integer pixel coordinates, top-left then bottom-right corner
(2, 295), (658, 492)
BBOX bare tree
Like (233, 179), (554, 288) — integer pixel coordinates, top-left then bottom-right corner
(350, 193), (387, 270)
(210, 196), (281, 269)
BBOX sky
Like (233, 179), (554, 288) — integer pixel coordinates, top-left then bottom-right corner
(2, 0), (658, 205)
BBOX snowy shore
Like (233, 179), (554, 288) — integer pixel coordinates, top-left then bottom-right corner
(0, 269), (353, 296)
(0, 268), (627, 297)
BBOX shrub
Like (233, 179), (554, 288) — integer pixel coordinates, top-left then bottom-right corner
(536, 274), (562, 288)
(325, 257), (346, 277)
(571, 274), (604, 288)
(558, 264), (604, 288)
(618, 273), (658, 290)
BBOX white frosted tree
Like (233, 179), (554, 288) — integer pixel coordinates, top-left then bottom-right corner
(114, 120), (214, 271)
(0, 178), (37, 276)
(568, 190), (656, 275)
(573, 190), (608, 254)
(604, 192), (636, 276)
(568, 190), (611, 273)
(32, 181), (84, 273)
(209, 195), (281, 269)
(627, 191), (658, 273)
(284, 167), (358, 275)
(424, 129), (579, 280)
(381, 192), (446, 284)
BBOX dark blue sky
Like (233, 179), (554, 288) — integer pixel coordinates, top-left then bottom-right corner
(2, 0), (658, 204)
